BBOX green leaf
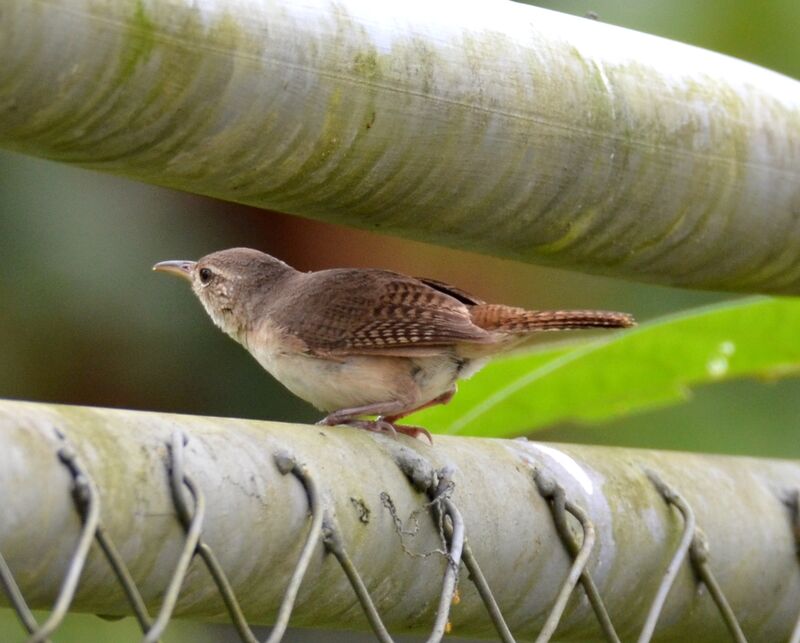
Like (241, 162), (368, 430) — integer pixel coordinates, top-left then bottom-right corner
(413, 297), (800, 437)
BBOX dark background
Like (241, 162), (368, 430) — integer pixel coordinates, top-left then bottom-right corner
(1, 1), (798, 640)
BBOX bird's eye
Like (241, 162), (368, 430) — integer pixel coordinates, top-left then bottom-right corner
(199, 267), (213, 284)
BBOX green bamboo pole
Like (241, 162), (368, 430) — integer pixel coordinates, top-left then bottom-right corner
(1, 0), (799, 293)
(1, 399), (799, 640)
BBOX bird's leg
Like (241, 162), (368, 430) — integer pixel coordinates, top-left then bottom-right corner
(382, 387), (456, 421)
(317, 396), (442, 443)
(378, 387), (457, 444)
(317, 400), (409, 439)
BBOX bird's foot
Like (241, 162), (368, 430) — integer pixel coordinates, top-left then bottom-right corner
(317, 414), (432, 444)
(376, 417), (433, 444)
(391, 423), (433, 444)
(317, 415), (396, 437)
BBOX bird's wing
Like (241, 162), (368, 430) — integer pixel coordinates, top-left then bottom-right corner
(272, 269), (493, 357)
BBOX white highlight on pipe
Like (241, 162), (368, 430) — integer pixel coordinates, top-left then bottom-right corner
(518, 442), (594, 495)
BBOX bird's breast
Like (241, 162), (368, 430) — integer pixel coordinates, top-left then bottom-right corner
(241, 321), (406, 411)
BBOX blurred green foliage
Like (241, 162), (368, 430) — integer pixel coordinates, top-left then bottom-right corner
(1, 0), (799, 640)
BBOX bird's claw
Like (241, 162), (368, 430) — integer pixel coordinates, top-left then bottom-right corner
(378, 417), (433, 444)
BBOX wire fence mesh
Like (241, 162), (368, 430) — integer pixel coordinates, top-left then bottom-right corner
(1, 402), (799, 642)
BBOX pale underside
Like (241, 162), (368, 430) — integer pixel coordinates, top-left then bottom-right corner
(244, 316), (490, 414)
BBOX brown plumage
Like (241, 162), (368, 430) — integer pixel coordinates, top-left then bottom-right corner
(154, 248), (635, 441)
(270, 269), (494, 354)
(268, 268), (633, 355)
(469, 305), (635, 332)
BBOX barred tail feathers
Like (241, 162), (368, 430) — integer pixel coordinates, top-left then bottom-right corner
(470, 304), (635, 333)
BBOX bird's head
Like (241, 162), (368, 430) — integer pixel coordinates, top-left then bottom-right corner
(153, 247), (294, 339)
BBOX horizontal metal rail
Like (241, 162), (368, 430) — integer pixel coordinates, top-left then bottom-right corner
(1, 399), (799, 641)
(1, 0), (799, 292)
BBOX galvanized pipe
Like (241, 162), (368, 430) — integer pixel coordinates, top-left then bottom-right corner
(1, 1), (799, 292)
(1, 399), (799, 640)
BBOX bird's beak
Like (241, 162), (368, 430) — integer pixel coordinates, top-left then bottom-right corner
(153, 260), (196, 281)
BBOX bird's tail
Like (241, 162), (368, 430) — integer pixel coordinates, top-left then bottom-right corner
(471, 304), (635, 333)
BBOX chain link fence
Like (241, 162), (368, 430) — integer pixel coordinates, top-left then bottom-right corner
(1, 400), (799, 641)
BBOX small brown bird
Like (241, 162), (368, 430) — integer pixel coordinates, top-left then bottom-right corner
(154, 248), (634, 441)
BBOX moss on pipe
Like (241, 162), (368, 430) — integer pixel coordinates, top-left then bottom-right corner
(1, 0), (799, 292)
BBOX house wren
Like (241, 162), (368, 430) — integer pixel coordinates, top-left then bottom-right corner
(154, 248), (634, 441)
